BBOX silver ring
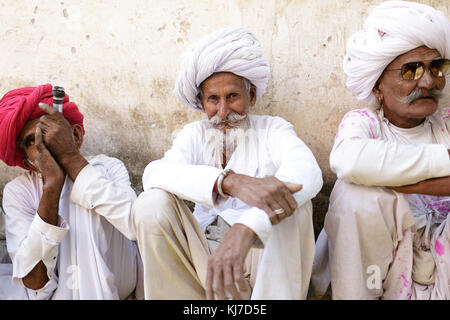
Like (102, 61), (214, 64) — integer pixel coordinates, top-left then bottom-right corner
(273, 208), (285, 215)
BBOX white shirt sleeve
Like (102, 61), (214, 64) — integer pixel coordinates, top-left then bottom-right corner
(330, 109), (450, 186)
(3, 179), (68, 300)
(70, 155), (138, 241)
(235, 207), (272, 246)
(237, 117), (323, 245)
(267, 117), (323, 207)
(143, 123), (222, 207)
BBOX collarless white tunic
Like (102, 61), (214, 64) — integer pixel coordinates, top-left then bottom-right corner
(3, 154), (141, 300)
(142, 114), (323, 299)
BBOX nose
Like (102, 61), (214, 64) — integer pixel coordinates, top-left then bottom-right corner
(417, 66), (436, 90)
(217, 99), (229, 120)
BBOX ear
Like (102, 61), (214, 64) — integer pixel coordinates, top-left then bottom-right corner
(372, 80), (384, 104)
(249, 85), (257, 107)
(71, 124), (84, 150)
(197, 92), (205, 111)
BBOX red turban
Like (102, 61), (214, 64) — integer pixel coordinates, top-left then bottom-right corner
(0, 84), (85, 169)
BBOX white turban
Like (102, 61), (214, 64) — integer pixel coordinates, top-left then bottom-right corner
(174, 27), (270, 110)
(344, 1), (450, 105)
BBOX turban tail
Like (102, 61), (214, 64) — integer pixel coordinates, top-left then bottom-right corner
(0, 84), (84, 169)
(174, 26), (270, 110)
(343, 1), (450, 105)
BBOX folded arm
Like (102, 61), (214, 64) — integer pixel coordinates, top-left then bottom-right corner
(3, 181), (68, 299)
(143, 123), (223, 206)
(70, 156), (138, 240)
(389, 175), (450, 196)
(12, 125), (67, 295)
(330, 109), (450, 187)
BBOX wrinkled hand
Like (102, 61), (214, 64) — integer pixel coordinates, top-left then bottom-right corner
(37, 103), (88, 181)
(206, 223), (255, 300)
(35, 126), (65, 192)
(37, 103), (80, 165)
(222, 174), (302, 225)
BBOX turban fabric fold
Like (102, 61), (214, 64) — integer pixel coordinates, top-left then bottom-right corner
(0, 84), (84, 169)
(344, 1), (450, 105)
(174, 26), (270, 110)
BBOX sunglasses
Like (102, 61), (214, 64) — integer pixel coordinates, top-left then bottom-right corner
(385, 58), (450, 81)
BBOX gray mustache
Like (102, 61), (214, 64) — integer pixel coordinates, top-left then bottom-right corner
(407, 88), (443, 104)
(209, 112), (247, 128)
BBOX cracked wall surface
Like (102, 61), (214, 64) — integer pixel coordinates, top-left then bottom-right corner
(0, 0), (449, 237)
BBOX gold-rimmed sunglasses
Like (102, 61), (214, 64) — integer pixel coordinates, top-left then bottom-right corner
(384, 58), (450, 81)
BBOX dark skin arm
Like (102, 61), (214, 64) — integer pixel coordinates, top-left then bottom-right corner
(389, 176), (450, 196)
(205, 172), (302, 300)
(22, 104), (88, 291)
(22, 127), (65, 290)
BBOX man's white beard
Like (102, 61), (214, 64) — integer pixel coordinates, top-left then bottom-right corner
(205, 113), (251, 168)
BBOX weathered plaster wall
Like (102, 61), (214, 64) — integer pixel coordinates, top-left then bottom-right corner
(0, 0), (449, 236)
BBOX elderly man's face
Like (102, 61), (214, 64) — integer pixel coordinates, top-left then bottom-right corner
(373, 46), (446, 128)
(200, 72), (256, 130)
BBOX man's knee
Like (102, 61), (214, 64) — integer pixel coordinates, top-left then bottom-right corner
(324, 180), (400, 250)
(132, 188), (176, 231)
(326, 180), (391, 222)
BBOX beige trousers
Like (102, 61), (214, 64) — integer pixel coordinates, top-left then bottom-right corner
(132, 188), (262, 299)
(312, 179), (416, 299)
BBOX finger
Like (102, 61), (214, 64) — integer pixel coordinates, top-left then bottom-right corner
(36, 121), (50, 135)
(213, 265), (227, 300)
(275, 181), (297, 212)
(281, 191), (297, 215)
(36, 122), (53, 146)
(34, 126), (45, 152)
(39, 102), (58, 117)
(273, 190), (292, 217)
(284, 182), (303, 193)
(284, 195), (297, 214)
(223, 260), (241, 300)
(38, 114), (58, 126)
(206, 259), (215, 300)
(233, 262), (249, 295)
(261, 202), (280, 225)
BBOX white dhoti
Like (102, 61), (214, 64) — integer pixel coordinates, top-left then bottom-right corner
(312, 179), (450, 299)
(133, 188), (315, 300)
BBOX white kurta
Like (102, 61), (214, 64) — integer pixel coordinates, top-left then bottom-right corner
(2, 154), (141, 300)
(316, 106), (450, 299)
(330, 107), (450, 186)
(142, 114), (323, 299)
